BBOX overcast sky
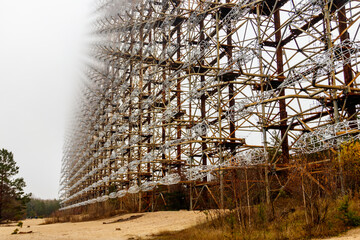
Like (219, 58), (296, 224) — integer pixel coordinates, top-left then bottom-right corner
(0, 0), (93, 199)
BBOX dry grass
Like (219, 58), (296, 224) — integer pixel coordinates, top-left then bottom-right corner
(138, 195), (360, 240)
(149, 227), (226, 240)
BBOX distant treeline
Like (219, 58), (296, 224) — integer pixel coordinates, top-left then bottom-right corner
(26, 198), (60, 218)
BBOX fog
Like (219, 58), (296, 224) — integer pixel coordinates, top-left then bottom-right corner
(0, 0), (93, 199)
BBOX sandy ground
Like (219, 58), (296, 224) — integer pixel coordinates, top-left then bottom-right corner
(0, 210), (206, 240)
(322, 228), (360, 240)
(1, 211), (360, 240)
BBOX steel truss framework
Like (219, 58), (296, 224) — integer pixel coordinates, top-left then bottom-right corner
(59, 0), (360, 210)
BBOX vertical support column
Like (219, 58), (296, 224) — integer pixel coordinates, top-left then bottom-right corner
(200, 20), (208, 181)
(138, 8), (144, 213)
(161, 26), (167, 176)
(149, 13), (155, 211)
(257, 5), (270, 204)
(226, 0), (238, 209)
(215, 0), (224, 209)
(274, 9), (289, 163)
(176, 18), (182, 176)
(324, 0), (344, 194)
(128, 60), (134, 192)
(226, 0), (236, 152)
(338, 7), (356, 119)
(324, 0), (340, 123)
(188, 3), (194, 211)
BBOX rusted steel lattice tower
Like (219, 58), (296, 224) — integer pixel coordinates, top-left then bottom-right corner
(59, 0), (360, 210)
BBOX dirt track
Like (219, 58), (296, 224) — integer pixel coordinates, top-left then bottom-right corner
(323, 228), (360, 240)
(0, 210), (206, 240)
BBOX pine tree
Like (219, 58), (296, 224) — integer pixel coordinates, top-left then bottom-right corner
(0, 149), (31, 222)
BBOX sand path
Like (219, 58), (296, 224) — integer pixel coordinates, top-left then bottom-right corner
(322, 228), (360, 240)
(0, 210), (206, 240)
